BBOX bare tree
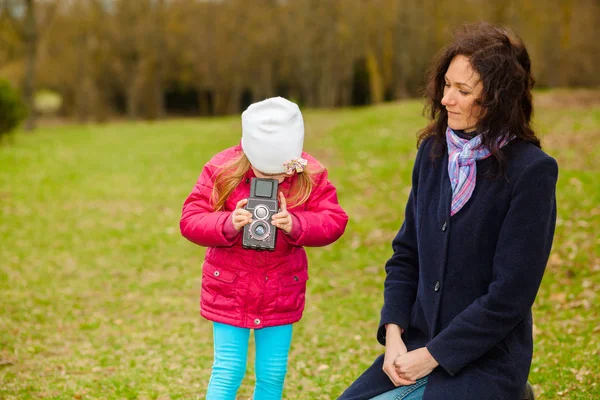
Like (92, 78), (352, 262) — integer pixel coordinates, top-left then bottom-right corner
(21, 0), (36, 130)
(1, 0), (60, 129)
(150, 0), (166, 119)
(2, 0), (36, 130)
(4, 0), (599, 120)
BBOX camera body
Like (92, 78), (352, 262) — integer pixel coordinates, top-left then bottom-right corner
(242, 178), (279, 251)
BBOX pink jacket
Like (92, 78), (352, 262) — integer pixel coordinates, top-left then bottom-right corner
(180, 145), (348, 328)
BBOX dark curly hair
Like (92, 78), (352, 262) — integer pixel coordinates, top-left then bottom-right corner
(418, 22), (540, 170)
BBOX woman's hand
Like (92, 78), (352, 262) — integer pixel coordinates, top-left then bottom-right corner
(383, 325), (416, 387)
(394, 347), (439, 382)
(272, 192), (293, 234)
(231, 199), (252, 231)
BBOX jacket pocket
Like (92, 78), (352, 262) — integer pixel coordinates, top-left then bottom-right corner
(276, 269), (309, 314)
(201, 261), (239, 312)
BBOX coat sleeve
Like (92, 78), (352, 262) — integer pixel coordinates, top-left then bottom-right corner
(376, 144), (424, 345)
(180, 164), (239, 248)
(283, 169), (348, 247)
(426, 156), (558, 376)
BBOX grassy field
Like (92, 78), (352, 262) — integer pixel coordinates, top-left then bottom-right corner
(1, 90), (599, 399)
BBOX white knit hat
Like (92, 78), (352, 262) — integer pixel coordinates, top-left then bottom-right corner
(241, 97), (304, 174)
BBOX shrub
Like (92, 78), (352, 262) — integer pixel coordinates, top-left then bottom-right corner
(0, 80), (27, 139)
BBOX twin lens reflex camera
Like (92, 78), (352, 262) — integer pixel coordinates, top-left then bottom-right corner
(242, 178), (279, 251)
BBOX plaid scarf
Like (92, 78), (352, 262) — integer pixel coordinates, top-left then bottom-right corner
(446, 127), (510, 216)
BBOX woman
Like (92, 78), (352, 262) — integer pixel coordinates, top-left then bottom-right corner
(338, 22), (557, 400)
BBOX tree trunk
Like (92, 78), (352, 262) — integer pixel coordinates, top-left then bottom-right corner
(558, 0), (572, 86)
(213, 89), (230, 115)
(393, 0), (413, 99)
(74, 33), (90, 122)
(366, 49), (384, 104)
(125, 62), (140, 120)
(23, 0), (37, 131)
(227, 77), (242, 115)
(153, 0), (166, 119)
(198, 90), (210, 116)
(257, 63), (274, 100)
(152, 70), (166, 119)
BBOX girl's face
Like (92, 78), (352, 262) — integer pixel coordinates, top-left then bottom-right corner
(251, 167), (292, 183)
(441, 55), (484, 133)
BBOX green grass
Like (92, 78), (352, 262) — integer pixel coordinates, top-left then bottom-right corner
(1, 90), (599, 399)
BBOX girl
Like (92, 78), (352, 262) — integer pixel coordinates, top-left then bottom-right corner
(180, 96), (348, 400)
(338, 22), (558, 400)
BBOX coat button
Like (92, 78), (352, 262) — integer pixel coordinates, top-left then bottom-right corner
(254, 318), (261, 325)
(293, 275), (299, 282)
(441, 221), (447, 232)
(434, 281), (441, 292)
(213, 271), (220, 277)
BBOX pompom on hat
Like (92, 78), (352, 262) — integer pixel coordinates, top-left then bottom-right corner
(241, 97), (305, 175)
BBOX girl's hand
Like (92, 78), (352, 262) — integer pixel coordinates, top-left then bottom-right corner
(231, 199), (252, 231)
(383, 325), (416, 387)
(393, 347), (439, 382)
(272, 192), (292, 234)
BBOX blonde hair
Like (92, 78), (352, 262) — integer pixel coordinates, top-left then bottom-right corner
(211, 152), (322, 211)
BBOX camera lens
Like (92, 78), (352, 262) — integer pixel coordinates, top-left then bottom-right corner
(254, 224), (265, 236)
(249, 220), (270, 240)
(254, 205), (269, 220)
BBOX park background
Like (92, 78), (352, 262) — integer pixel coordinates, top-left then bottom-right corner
(1, 0), (599, 399)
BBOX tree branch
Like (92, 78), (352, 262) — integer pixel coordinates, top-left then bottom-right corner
(38, 0), (61, 37)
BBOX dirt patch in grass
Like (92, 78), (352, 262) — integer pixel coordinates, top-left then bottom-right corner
(543, 129), (600, 172)
(535, 89), (600, 109)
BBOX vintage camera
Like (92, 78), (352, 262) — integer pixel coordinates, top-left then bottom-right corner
(242, 178), (279, 251)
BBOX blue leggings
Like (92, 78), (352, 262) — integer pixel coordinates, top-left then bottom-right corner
(206, 322), (293, 400)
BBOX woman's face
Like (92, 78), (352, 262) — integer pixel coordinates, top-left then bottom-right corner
(441, 55), (483, 133)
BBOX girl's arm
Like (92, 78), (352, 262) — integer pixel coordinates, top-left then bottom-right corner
(180, 165), (239, 248)
(426, 156), (558, 376)
(283, 169), (348, 247)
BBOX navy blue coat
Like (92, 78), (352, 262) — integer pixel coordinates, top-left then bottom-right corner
(339, 137), (558, 400)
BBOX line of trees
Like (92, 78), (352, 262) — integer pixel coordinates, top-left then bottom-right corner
(1, 0), (599, 126)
